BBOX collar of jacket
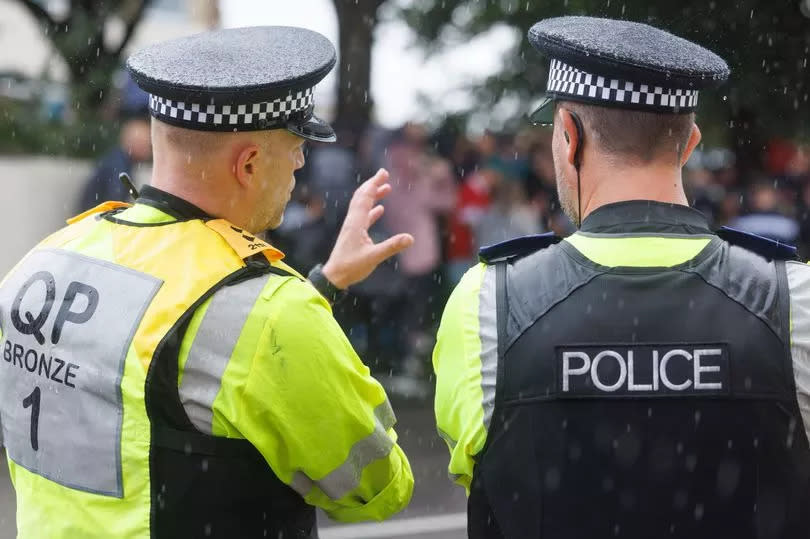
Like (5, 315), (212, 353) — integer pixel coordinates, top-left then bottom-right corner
(579, 200), (712, 235)
(136, 185), (211, 221)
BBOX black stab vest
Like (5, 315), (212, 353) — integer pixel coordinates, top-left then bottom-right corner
(145, 258), (317, 539)
(470, 205), (810, 539)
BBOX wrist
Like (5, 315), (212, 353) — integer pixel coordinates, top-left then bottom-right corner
(308, 263), (348, 305)
(320, 261), (349, 290)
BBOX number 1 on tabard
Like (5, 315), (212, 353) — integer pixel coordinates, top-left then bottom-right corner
(22, 386), (40, 451)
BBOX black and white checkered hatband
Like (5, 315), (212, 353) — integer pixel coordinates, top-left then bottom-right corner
(547, 59), (698, 112)
(148, 87), (315, 131)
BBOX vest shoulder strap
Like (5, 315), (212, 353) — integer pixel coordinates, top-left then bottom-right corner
(716, 226), (797, 260)
(479, 233), (561, 264)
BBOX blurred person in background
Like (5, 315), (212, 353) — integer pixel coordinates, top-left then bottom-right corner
(383, 126), (457, 395)
(446, 163), (502, 284)
(75, 75), (152, 211)
(474, 159), (543, 251)
(729, 180), (800, 244)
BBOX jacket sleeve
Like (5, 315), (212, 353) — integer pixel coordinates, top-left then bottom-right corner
(215, 275), (413, 523)
(432, 262), (493, 493)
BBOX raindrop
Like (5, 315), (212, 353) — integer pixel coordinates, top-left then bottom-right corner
(544, 467), (561, 490)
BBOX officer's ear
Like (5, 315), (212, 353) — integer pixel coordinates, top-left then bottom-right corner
(558, 107), (583, 168)
(234, 144), (261, 188)
(680, 123), (702, 167)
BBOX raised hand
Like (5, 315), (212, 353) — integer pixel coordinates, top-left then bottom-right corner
(322, 169), (415, 289)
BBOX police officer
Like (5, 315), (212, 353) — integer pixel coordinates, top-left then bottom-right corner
(0, 27), (414, 538)
(433, 16), (810, 539)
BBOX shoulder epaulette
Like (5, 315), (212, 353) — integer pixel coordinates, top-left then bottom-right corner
(478, 233), (561, 264)
(716, 226), (797, 260)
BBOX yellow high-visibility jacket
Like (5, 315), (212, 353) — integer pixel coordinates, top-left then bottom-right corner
(0, 187), (412, 538)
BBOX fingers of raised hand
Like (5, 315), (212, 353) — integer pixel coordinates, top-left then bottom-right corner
(370, 233), (414, 265)
(367, 205), (385, 228)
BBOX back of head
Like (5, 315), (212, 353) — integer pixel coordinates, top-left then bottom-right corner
(561, 101), (695, 165)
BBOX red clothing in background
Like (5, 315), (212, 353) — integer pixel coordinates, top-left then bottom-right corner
(447, 172), (492, 261)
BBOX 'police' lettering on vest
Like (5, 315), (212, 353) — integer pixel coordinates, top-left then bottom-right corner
(556, 344), (730, 397)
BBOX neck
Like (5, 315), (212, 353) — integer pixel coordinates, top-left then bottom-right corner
(579, 156), (688, 220)
(150, 154), (239, 222)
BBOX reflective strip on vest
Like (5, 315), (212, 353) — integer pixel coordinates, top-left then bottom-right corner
(179, 275), (271, 434)
(291, 400), (396, 500)
(478, 265), (498, 432)
(0, 248), (161, 497)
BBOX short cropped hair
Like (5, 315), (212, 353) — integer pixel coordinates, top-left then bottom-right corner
(559, 101), (695, 163)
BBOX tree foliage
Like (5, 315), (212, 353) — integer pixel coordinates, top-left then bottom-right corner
(16, 0), (151, 111)
(398, 0), (810, 168)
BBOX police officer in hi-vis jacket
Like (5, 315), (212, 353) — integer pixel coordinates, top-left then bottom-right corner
(0, 26), (414, 538)
(434, 16), (810, 539)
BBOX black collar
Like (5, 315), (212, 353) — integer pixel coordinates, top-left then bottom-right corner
(136, 185), (211, 221)
(579, 200), (712, 235)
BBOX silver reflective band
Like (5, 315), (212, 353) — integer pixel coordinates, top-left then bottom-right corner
(437, 427), (458, 449)
(0, 249), (161, 497)
(180, 274), (271, 434)
(290, 400), (397, 500)
(478, 266), (498, 432)
(786, 261), (810, 446)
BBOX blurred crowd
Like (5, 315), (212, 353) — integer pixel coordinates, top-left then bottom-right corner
(76, 79), (810, 395)
(272, 124), (810, 394)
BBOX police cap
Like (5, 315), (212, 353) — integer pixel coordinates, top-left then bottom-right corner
(527, 16), (730, 125)
(126, 26), (337, 142)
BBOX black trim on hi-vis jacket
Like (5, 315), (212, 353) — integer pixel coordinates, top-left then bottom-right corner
(469, 201), (810, 539)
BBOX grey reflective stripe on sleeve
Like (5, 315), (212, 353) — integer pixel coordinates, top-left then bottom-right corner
(437, 427), (458, 449)
(289, 400), (396, 499)
(478, 265), (499, 432)
(786, 262), (810, 446)
(179, 275), (270, 434)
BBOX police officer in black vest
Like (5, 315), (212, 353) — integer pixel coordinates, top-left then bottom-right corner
(433, 16), (810, 539)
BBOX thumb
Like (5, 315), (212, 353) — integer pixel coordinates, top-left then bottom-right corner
(370, 233), (414, 265)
